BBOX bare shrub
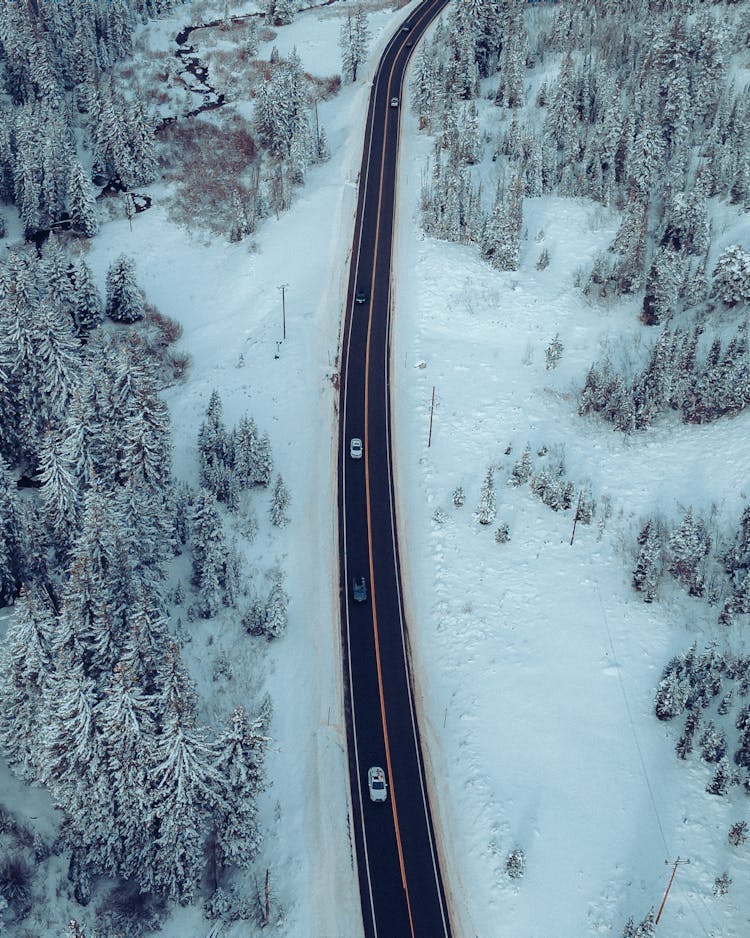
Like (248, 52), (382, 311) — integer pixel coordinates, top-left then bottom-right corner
(713, 871), (732, 896)
(144, 305), (184, 346)
(729, 821), (748, 846)
(96, 881), (167, 938)
(158, 113), (260, 236)
(167, 350), (192, 382)
(0, 854), (33, 920)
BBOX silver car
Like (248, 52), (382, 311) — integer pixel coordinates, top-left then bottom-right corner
(368, 766), (388, 802)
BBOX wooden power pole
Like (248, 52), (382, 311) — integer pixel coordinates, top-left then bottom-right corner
(427, 385), (435, 448)
(656, 857), (686, 925)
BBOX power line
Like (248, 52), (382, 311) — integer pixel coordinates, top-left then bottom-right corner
(595, 584), (671, 858)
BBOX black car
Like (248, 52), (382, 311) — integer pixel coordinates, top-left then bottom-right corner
(352, 576), (367, 603)
(355, 289), (368, 305)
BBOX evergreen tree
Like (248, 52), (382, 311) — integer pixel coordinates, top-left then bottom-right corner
(105, 254), (144, 323)
(269, 473), (290, 527)
(263, 569), (288, 639)
(0, 586), (55, 779)
(212, 706), (268, 869)
(35, 300), (81, 430)
(510, 446), (532, 487)
(668, 508), (711, 597)
(475, 466), (496, 525)
(339, 10), (369, 84)
(712, 245), (750, 308)
(38, 430), (78, 555)
(632, 520), (662, 602)
(148, 707), (221, 903)
(66, 159), (99, 237)
(654, 670), (687, 721)
(198, 390), (230, 484)
(0, 462), (24, 604)
(96, 662), (155, 879)
(71, 257), (103, 334)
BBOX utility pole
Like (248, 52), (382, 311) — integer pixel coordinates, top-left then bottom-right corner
(278, 283), (289, 340)
(427, 385), (435, 448)
(656, 857), (687, 925)
(124, 192), (134, 232)
(570, 490), (583, 545)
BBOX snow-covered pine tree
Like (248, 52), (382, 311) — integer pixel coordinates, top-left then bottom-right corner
(211, 706), (268, 869)
(41, 234), (76, 320)
(105, 254), (144, 322)
(66, 159), (99, 237)
(263, 568), (288, 639)
(96, 662), (156, 879)
(0, 586), (55, 779)
(510, 445), (532, 486)
(654, 669), (687, 722)
(38, 430), (78, 555)
(641, 245), (682, 326)
(147, 705), (221, 903)
(475, 466), (496, 525)
(0, 462), (24, 604)
(411, 45), (435, 130)
(70, 256), (102, 335)
(632, 519), (662, 602)
(269, 473), (290, 527)
(707, 757), (731, 796)
(712, 245), (750, 308)
(668, 508), (711, 597)
(35, 300), (81, 431)
(339, 10), (369, 84)
(232, 414), (259, 489)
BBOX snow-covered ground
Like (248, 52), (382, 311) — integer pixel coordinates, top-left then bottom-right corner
(2, 1), (749, 936)
(391, 55), (750, 938)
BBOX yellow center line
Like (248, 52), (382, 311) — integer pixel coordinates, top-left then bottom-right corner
(361, 2), (443, 932)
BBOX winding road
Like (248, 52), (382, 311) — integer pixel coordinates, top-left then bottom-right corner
(338, 2), (453, 936)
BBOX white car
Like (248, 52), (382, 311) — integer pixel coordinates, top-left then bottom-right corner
(350, 437), (363, 459)
(390, 96), (399, 108)
(368, 766), (387, 803)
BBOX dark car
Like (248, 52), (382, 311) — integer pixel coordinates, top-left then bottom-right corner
(355, 289), (368, 305)
(353, 576), (367, 603)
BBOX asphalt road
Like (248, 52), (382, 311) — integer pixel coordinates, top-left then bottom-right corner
(337, 2), (453, 937)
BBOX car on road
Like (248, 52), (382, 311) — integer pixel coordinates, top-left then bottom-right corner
(352, 576), (367, 602)
(355, 289), (368, 305)
(368, 766), (388, 802)
(390, 96), (399, 108)
(405, 39), (413, 48)
(350, 437), (363, 459)
(401, 22), (411, 31)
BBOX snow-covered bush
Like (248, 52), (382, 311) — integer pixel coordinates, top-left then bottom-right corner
(713, 872), (732, 897)
(545, 334), (563, 370)
(505, 847), (525, 879)
(495, 522), (510, 544)
(728, 821), (748, 846)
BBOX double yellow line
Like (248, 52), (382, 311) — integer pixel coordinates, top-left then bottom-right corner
(360, 3), (444, 933)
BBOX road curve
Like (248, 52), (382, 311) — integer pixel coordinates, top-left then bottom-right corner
(337, 2), (453, 937)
